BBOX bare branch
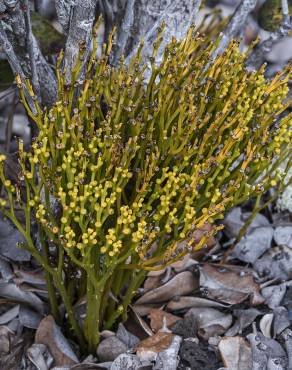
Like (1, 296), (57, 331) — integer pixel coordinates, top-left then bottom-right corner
(55, 0), (75, 33)
(112, 0), (135, 65)
(1, 0), (57, 106)
(126, 0), (201, 63)
(209, 0), (257, 63)
(247, 0), (292, 70)
(22, 0), (40, 99)
(62, 0), (98, 83)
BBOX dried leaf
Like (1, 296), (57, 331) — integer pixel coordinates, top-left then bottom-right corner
(19, 306), (43, 329)
(0, 325), (14, 355)
(254, 246), (292, 281)
(0, 282), (46, 313)
(136, 271), (198, 305)
(273, 307), (290, 336)
(186, 307), (232, 340)
(218, 336), (252, 370)
(262, 284), (286, 309)
(35, 315), (78, 367)
(233, 226), (273, 264)
(225, 308), (261, 337)
(274, 226), (292, 248)
(224, 208), (270, 239)
(166, 296), (230, 311)
(0, 220), (30, 261)
(135, 332), (176, 362)
(260, 313), (274, 338)
(27, 343), (54, 370)
(148, 309), (181, 332)
(200, 264), (264, 305)
(116, 323), (140, 348)
(0, 305), (19, 325)
(247, 333), (287, 370)
(152, 334), (182, 370)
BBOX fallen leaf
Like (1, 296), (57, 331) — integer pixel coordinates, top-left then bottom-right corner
(148, 309), (181, 333)
(166, 296), (230, 311)
(233, 226), (273, 264)
(219, 336), (252, 370)
(132, 303), (162, 316)
(152, 334), (181, 370)
(27, 343), (54, 370)
(224, 207), (270, 239)
(19, 306), (43, 329)
(254, 246), (292, 281)
(0, 326), (14, 355)
(282, 329), (292, 370)
(199, 264), (264, 305)
(0, 220), (30, 261)
(225, 308), (261, 337)
(260, 313), (274, 338)
(35, 315), (78, 367)
(0, 305), (19, 325)
(135, 332), (175, 362)
(136, 271), (198, 305)
(274, 226), (292, 248)
(116, 323), (140, 348)
(186, 307), (232, 340)
(247, 333), (287, 370)
(273, 306), (290, 336)
(262, 284), (286, 309)
(0, 282), (46, 313)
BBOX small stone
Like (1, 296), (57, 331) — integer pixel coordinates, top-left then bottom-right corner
(97, 336), (127, 362)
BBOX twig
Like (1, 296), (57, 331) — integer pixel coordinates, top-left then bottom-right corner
(22, 0), (41, 100)
(126, 0), (202, 64)
(1, 0), (57, 106)
(112, 0), (135, 65)
(208, 0), (257, 65)
(55, 0), (75, 33)
(62, 0), (99, 84)
(247, 0), (292, 70)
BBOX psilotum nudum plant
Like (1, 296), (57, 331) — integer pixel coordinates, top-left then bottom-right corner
(0, 24), (291, 351)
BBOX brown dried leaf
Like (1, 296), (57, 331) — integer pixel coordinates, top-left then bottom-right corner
(219, 336), (252, 370)
(136, 271), (198, 305)
(35, 315), (78, 367)
(135, 332), (174, 362)
(166, 296), (229, 311)
(186, 307), (232, 340)
(148, 309), (181, 332)
(200, 264), (264, 305)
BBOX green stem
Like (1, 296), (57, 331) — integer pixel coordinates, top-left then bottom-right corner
(54, 276), (86, 352)
(39, 228), (60, 322)
(84, 276), (103, 353)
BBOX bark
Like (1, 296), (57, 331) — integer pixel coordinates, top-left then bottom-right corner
(0, 0), (57, 106)
(60, 0), (99, 84)
(208, 0), (257, 64)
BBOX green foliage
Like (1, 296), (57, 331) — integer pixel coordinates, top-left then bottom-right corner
(0, 24), (291, 351)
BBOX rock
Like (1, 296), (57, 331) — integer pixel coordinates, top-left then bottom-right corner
(171, 315), (198, 339)
(110, 353), (150, 370)
(97, 336), (127, 362)
(178, 341), (221, 370)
